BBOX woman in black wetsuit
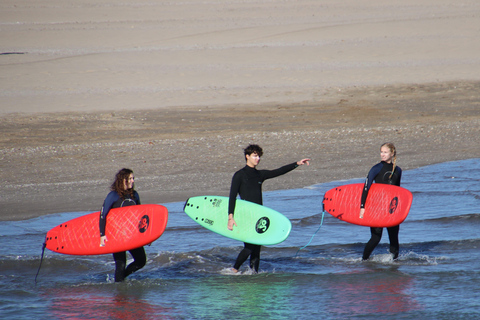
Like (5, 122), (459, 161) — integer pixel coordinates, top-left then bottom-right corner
(359, 143), (403, 260)
(99, 168), (146, 282)
(227, 144), (310, 273)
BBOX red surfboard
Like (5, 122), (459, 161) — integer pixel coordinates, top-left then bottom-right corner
(322, 183), (412, 227)
(45, 204), (168, 255)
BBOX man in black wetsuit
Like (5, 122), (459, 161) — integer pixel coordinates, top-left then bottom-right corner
(227, 144), (310, 273)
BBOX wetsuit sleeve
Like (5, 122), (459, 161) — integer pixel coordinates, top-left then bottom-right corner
(396, 167), (402, 186)
(228, 171), (242, 215)
(261, 162), (299, 180)
(134, 191), (141, 205)
(360, 163), (383, 208)
(99, 192), (118, 237)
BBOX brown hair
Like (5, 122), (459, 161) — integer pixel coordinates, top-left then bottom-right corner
(244, 144), (263, 161)
(381, 142), (397, 179)
(110, 168), (134, 199)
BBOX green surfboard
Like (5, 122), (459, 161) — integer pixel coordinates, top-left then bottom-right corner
(183, 196), (292, 245)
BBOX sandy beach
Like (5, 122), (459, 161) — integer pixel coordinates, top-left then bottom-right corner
(1, 0), (479, 221)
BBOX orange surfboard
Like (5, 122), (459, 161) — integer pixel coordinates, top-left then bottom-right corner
(45, 204), (168, 255)
(322, 183), (412, 227)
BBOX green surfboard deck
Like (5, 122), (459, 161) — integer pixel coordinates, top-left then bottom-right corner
(183, 196), (292, 245)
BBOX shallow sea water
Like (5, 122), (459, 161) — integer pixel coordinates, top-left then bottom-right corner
(1, 158), (479, 319)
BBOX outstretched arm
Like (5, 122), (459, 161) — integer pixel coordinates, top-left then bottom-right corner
(262, 158), (312, 180)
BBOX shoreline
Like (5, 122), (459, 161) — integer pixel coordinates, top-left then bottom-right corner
(2, 81), (479, 221)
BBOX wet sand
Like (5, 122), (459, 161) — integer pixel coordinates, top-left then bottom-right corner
(2, 81), (479, 220)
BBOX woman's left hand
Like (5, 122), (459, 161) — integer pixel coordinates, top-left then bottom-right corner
(359, 208), (365, 219)
(100, 235), (107, 247)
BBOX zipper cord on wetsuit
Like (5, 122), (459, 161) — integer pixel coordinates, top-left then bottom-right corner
(294, 210), (325, 258)
(35, 241), (47, 285)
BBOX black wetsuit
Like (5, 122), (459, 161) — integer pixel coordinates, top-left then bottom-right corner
(100, 190), (146, 282)
(361, 161), (403, 260)
(229, 162), (299, 272)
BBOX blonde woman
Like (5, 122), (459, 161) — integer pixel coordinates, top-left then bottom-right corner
(359, 143), (403, 260)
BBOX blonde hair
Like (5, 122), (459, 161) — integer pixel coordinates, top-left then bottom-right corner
(381, 142), (397, 179)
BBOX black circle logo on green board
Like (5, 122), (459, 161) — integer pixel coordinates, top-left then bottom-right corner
(255, 217), (270, 234)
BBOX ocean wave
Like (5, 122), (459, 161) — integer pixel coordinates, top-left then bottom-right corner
(409, 213), (480, 223)
(291, 212), (480, 226)
(3, 237), (480, 287)
(6, 236), (479, 264)
(290, 212), (325, 226)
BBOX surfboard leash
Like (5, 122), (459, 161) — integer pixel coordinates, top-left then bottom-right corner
(34, 240), (47, 285)
(294, 210), (325, 258)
